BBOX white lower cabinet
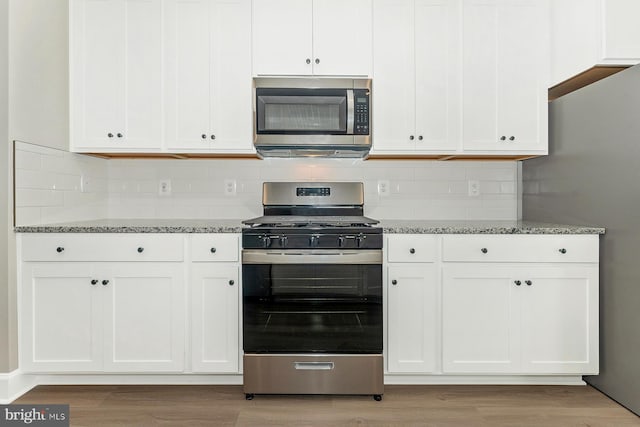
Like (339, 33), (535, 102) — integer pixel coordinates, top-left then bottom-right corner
(21, 263), (102, 372)
(190, 264), (239, 373)
(442, 260), (599, 374)
(387, 264), (438, 373)
(21, 262), (184, 373)
(189, 234), (241, 373)
(386, 235), (439, 373)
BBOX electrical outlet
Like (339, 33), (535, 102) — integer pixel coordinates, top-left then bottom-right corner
(159, 179), (172, 196)
(224, 179), (237, 196)
(378, 180), (390, 197)
(468, 180), (480, 197)
(80, 175), (90, 193)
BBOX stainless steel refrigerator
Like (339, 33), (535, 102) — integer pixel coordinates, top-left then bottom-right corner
(523, 64), (640, 415)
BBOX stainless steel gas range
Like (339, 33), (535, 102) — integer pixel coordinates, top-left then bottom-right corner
(241, 182), (383, 401)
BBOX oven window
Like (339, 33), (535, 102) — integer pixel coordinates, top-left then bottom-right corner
(243, 263), (382, 354)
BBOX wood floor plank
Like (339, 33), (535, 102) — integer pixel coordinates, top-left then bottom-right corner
(12, 384), (640, 426)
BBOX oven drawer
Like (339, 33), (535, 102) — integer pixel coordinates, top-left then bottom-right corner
(191, 234), (239, 262)
(442, 234), (599, 263)
(243, 354), (383, 395)
(387, 235), (437, 263)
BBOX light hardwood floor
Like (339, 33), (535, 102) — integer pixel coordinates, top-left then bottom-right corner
(13, 384), (640, 426)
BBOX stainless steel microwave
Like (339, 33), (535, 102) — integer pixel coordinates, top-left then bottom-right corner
(253, 78), (371, 158)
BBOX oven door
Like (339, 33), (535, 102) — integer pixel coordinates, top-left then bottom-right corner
(256, 88), (353, 135)
(242, 250), (382, 354)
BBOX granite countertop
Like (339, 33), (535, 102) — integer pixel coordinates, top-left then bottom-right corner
(14, 219), (605, 234)
(379, 220), (605, 235)
(13, 219), (245, 233)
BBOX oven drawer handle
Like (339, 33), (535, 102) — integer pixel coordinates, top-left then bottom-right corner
(294, 362), (335, 371)
(242, 250), (382, 264)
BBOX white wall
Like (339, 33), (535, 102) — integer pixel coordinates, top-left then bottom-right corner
(14, 142), (519, 225)
(0, 0), (14, 373)
(9, 0), (69, 150)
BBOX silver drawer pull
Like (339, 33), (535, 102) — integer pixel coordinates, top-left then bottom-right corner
(294, 362), (334, 371)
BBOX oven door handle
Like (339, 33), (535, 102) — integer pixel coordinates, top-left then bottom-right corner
(242, 249), (382, 264)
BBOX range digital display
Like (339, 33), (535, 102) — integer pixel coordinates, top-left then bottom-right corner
(296, 187), (331, 197)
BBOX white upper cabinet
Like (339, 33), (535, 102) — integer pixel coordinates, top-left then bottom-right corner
(164, 0), (254, 152)
(372, 0), (460, 154)
(550, 0), (640, 87)
(461, 0), (548, 154)
(252, 0), (373, 76)
(70, 0), (163, 152)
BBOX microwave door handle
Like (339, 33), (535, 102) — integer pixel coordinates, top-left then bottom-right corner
(346, 89), (354, 134)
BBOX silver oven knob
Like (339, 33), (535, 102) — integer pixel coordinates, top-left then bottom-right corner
(338, 236), (346, 247)
(280, 236), (288, 248)
(260, 236), (272, 248)
(310, 234), (320, 247)
(356, 234), (367, 248)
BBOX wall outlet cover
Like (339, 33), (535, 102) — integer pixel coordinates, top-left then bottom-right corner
(378, 180), (390, 197)
(159, 179), (172, 196)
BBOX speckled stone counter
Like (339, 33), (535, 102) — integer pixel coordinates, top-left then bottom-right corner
(14, 219), (605, 235)
(14, 219), (244, 233)
(379, 220), (605, 235)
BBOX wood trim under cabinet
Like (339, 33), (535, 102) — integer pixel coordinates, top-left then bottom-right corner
(549, 66), (629, 101)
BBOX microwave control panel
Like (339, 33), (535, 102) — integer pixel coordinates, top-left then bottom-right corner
(353, 89), (370, 135)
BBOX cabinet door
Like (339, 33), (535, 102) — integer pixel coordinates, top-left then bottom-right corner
(21, 264), (102, 372)
(164, 0), (213, 150)
(191, 264), (240, 372)
(372, 0), (417, 152)
(461, 0), (547, 152)
(442, 264), (520, 373)
(414, 0), (460, 152)
(102, 263), (185, 372)
(387, 264), (438, 373)
(71, 0), (162, 151)
(600, 0), (640, 63)
(519, 265), (599, 374)
(312, 0), (372, 76)
(252, 0), (313, 75)
(71, 0), (125, 149)
(210, 0), (254, 152)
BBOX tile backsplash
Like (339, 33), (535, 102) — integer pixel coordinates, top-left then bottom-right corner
(15, 142), (519, 225)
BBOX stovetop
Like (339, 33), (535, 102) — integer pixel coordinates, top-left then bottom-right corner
(242, 215), (379, 228)
(242, 182), (382, 250)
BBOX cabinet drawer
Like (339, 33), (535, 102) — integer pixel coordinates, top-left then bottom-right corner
(442, 234), (599, 263)
(190, 234), (239, 262)
(387, 235), (437, 263)
(21, 233), (184, 262)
